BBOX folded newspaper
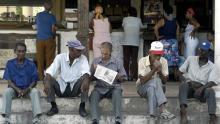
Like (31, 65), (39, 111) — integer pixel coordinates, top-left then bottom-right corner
(94, 65), (118, 85)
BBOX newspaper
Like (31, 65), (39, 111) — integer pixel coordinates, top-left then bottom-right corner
(94, 65), (118, 85)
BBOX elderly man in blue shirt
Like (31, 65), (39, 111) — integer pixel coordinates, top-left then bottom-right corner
(90, 42), (127, 124)
(1, 43), (42, 124)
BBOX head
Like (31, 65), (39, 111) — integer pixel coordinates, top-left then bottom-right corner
(44, 1), (53, 11)
(95, 4), (103, 14)
(163, 5), (173, 17)
(185, 8), (195, 19)
(198, 41), (211, 58)
(100, 42), (112, 60)
(207, 30), (214, 42)
(14, 43), (26, 60)
(128, 7), (137, 17)
(66, 40), (85, 59)
(149, 41), (164, 62)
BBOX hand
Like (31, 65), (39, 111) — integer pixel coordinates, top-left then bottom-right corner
(190, 31), (195, 39)
(44, 82), (50, 95)
(115, 74), (124, 82)
(81, 81), (90, 93)
(195, 87), (204, 96)
(21, 88), (30, 97)
(153, 60), (162, 72)
(93, 64), (97, 70)
(17, 89), (23, 98)
(138, 75), (144, 83)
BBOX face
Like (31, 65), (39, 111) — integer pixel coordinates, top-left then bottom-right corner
(68, 47), (82, 59)
(185, 11), (192, 19)
(100, 47), (111, 60)
(150, 54), (162, 63)
(207, 33), (214, 42)
(15, 46), (26, 60)
(95, 6), (103, 14)
(198, 49), (209, 58)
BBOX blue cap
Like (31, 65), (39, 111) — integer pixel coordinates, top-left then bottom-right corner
(199, 41), (211, 51)
(66, 40), (85, 50)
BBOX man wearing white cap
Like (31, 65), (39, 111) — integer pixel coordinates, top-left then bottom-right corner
(136, 41), (175, 119)
(44, 40), (90, 117)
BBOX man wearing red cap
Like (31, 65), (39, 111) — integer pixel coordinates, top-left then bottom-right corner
(136, 41), (175, 120)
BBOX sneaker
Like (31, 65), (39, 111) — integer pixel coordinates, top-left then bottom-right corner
(32, 117), (41, 124)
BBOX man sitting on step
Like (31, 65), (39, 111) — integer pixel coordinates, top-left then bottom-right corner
(178, 41), (220, 124)
(44, 40), (90, 117)
(1, 43), (42, 124)
(136, 41), (175, 120)
(90, 42), (127, 124)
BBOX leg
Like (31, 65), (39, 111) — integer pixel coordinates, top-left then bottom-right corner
(29, 88), (42, 117)
(1, 88), (16, 117)
(130, 46), (139, 80)
(111, 88), (122, 123)
(70, 75), (90, 117)
(46, 77), (62, 103)
(90, 89), (102, 122)
(137, 81), (157, 116)
(36, 41), (45, 80)
(179, 82), (194, 107)
(45, 38), (56, 69)
(46, 78), (62, 116)
(204, 88), (216, 114)
(123, 46), (130, 79)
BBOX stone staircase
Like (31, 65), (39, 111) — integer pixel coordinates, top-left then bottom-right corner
(0, 81), (219, 124)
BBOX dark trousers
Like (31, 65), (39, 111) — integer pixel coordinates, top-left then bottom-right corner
(123, 45), (139, 80)
(179, 82), (216, 114)
(36, 38), (56, 80)
(47, 77), (88, 103)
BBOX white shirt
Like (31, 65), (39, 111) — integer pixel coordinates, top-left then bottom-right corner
(136, 55), (168, 85)
(46, 53), (90, 93)
(122, 16), (144, 46)
(179, 56), (220, 85)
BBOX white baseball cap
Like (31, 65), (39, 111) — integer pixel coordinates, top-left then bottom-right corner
(149, 41), (164, 55)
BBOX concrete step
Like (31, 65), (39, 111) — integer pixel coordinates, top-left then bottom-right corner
(0, 97), (219, 114)
(0, 112), (213, 124)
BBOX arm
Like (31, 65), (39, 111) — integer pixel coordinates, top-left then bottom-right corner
(154, 19), (164, 40)
(158, 71), (168, 84)
(8, 80), (21, 94)
(176, 21), (180, 41)
(190, 18), (200, 37)
(139, 68), (157, 84)
(115, 61), (127, 82)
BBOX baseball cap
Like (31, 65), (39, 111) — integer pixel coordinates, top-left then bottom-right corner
(199, 41), (211, 51)
(66, 40), (85, 50)
(149, 41), (164, 55)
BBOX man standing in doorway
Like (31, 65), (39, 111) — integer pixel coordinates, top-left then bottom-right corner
(36, 1), (57, 80)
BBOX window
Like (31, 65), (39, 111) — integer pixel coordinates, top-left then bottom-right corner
(0, 6), (44, 22)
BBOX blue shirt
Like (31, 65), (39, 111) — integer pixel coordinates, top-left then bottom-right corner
(3, 58), (39, 89)
(91, 57), (127, 94)
(36, 11), (56, 40)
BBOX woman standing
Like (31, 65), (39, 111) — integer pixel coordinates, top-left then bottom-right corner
(90, 4), (112, 58)
(184, 8), (200, 58)
(154, 6), (180, 70)
(122, 7), (144, 81)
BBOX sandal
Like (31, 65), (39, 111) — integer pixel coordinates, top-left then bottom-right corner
(160, 109), (176, 120)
